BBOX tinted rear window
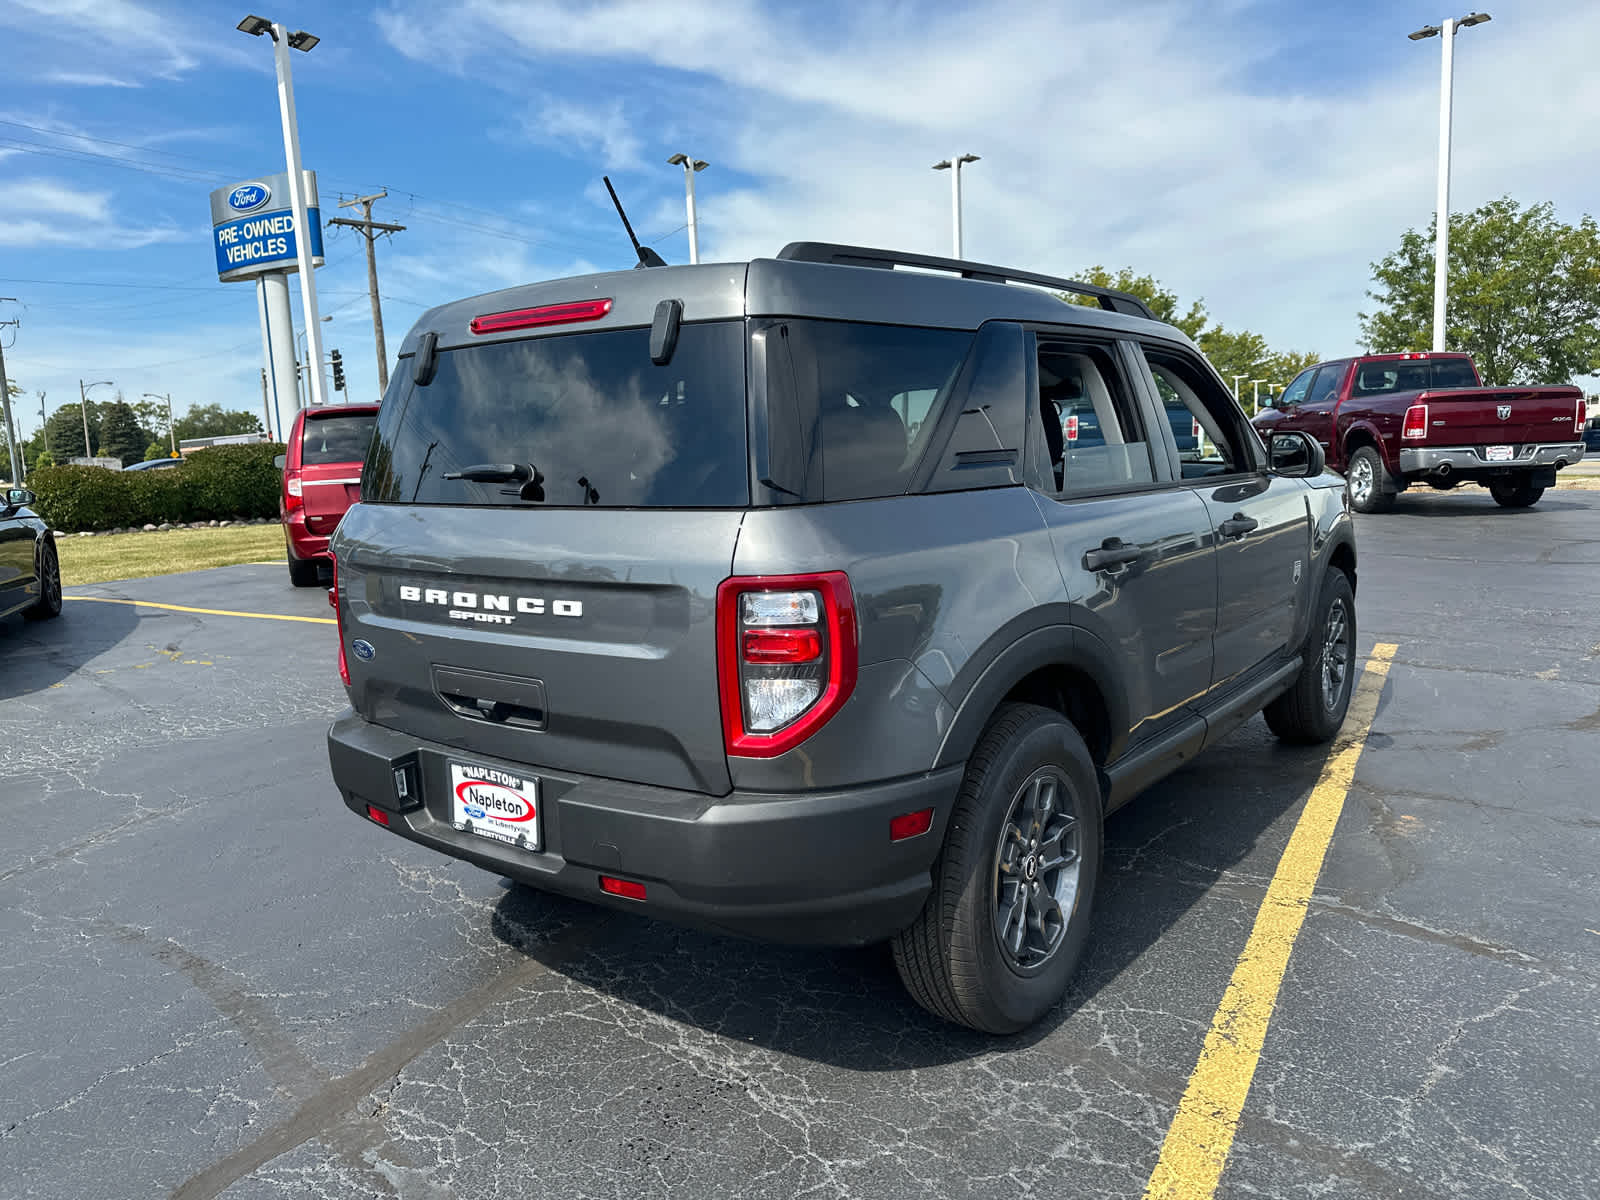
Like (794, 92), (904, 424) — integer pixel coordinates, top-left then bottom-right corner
(1351, 358), (1478, 395)
(363, 323), (749, 508)
(301, 414), (377, 465)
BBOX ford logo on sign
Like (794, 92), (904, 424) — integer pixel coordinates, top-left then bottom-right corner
(227, 183), (271, 213)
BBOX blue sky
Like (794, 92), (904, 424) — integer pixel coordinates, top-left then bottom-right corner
(3, 0), (1597, 442)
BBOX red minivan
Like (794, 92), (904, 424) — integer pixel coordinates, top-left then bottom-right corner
(278, 404), (380, 586)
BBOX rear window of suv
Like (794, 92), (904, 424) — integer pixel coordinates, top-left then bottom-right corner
(301, 413), (377, 465)
(363, 322), (749, 508)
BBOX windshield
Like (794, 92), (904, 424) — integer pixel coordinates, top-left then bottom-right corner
(363, 322), (749, 508)
(1351, 358), (1478, 396)
(301, 413), (378, 465)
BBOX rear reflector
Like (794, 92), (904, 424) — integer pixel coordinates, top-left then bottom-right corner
(1401, 403), (1429, 439)
(599, 875), (647, 901)
(889, 808), (934, 842)
(470, 298), (613, 335)
(365, 804), (390, 826)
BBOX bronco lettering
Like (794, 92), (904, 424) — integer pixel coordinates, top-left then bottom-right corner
(399, 584), (581, 618)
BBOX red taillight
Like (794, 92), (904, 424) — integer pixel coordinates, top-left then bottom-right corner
(1402, 404), (1429, 440)
(599, 875), (647, 901)
(470, 298), (613, 335)
(330, 559), (350, 686)
(742, 628), (822, 664)
(284, 471), (304, 512)
(1065, 414), (1079, 442)
(716, 572), (858, 759)
(1577, 398), (1587, 437)
(365, 804), (390, 826)
(889, 808), (934, 842)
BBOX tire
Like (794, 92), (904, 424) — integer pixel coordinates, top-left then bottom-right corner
(1345, 446), (1394, 514)
(24, 540), (62, 621)
(1489, 478), (1543, 508)
(287, 545), (323, 587)
(891, 703), (1103, 1034)
(1263, 569), (1357, 744)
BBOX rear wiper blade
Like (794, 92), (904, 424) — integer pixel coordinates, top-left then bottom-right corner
(443, 463), (534, 483)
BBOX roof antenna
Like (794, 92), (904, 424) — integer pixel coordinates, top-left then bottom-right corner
(603, 175), (668, 269)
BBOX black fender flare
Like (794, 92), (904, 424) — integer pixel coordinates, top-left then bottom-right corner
(933, 622), (1132, 773)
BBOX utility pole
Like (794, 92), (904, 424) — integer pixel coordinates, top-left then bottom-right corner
(329, 191), (405, 393)
(0, 299), (20, 483)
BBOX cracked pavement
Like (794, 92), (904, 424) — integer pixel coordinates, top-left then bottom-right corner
(2, 491), (1597, 1198)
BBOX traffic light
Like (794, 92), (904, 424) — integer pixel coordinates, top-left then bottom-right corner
(330, 348), (345, 393)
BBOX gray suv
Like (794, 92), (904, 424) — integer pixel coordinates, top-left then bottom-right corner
(327, 243), (1356, 1033)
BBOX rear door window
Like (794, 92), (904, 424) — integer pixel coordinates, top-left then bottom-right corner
(1305, 363), (1345, 407)
(301, 413), (377, 465)
(364, 323), (749, 508)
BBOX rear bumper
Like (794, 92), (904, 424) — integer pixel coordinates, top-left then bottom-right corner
(1399, 442), (1585, 476)
(282, 511), (331, 562)
(326, 710), (961, 946)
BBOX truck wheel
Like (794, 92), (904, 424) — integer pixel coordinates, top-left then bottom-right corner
(23, 542), (63, 621)
(1489, 478), (1544, 508)
(1345, 447), (1394, 513)
(1264, 569), (1357, 744)
(891, 703), (1103, 1034)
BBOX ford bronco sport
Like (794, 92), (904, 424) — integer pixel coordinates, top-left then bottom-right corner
(326, 243), (1357, 1033)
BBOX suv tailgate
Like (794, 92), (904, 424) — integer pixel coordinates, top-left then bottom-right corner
(336, 504), (740, 794)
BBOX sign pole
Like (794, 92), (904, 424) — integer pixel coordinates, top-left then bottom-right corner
(270, 21), (326, 408)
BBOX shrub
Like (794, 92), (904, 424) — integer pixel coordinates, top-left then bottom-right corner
(29, 442), (286, 531)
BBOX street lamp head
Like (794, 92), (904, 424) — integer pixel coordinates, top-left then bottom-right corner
(1408, 24), (1441, 39)
(286, 29), (319, 51)
(957, 153), (981, 165)
(668, 153), (710, 172)
(691, 159), (709, 172)
(237, 14), (273, 36)
(932, 159), (952, 171)
(1459, 11), (1491, 27)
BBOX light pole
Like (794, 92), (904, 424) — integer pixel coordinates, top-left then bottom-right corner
(932, 153), (980, 258)
(78, 379), (112, 460)
(1408, 12), (1491, 352)
(238, 14), (328, 407)
(666, 154), (709, 264)
(1252, 379), (1270, 414)
(143, 392), (176, 456)
(296, 315), (332, 408)
(1232, 374), (1249, 405)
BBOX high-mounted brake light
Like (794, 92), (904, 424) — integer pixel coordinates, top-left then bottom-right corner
(1399, 352), (1430, 360)
(717, 572), (857, 758)
(470, 298), (613, 335)
(1402, 403), (1429, 440)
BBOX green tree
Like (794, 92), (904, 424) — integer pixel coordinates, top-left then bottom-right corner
(45, 403), (95, 462)
(1065, 266), (1209, 339)
(145, 439), (173, 462)
(132, 397), (170, 443)
(99, 401), (147, 466)
(1360, 196), (1600, 386)
(173, 403), (263, 441)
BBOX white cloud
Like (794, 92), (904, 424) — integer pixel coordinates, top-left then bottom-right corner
(521, 98), (643, 171)
(39, 70), (143, 88)
(376, 0), (1600, 365)
(0, 178), (183, 248)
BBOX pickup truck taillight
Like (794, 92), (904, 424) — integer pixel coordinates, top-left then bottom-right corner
(1402, 404), (1429, 440)
(717, 572), (857, 758)
(1578, 398), (1588, 437)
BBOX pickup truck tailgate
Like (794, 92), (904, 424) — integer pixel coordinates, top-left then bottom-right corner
(1417, 387), (1583, 447)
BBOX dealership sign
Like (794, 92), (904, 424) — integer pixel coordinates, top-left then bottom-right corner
(209, 170), (324, 282)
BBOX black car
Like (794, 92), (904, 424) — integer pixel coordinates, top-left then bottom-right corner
(1, 488), (62, 622)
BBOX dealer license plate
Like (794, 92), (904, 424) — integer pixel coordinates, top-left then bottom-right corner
(449, 762), (540, 852)
(1485, 444), (1514, 462)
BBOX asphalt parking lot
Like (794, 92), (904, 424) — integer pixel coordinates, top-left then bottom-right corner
(3, 490), (1597, 1200)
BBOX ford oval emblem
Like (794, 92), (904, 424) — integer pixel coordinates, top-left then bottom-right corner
(351, 639), (376, 661)
(227, 183), (271, 212)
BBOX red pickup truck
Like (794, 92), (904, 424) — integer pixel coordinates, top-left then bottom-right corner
(1253, 352), (1587, 512)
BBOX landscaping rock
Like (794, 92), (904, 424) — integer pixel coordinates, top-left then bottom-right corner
(210, 520), (220, 527)
(143, 524), (157, 533)
(158, 523), (173, 532)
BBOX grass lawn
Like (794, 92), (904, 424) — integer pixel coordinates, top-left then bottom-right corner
(58, 525), (287, 587)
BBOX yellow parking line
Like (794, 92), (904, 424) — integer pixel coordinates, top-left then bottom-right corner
(1143, 642), (1398, 1200)
(64, 595), (335, 626)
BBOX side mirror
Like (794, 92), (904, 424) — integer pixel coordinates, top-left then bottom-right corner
(5, 487), (34, 509)
(273, 454), (287, 471)
(1268, 431), (1325, 478)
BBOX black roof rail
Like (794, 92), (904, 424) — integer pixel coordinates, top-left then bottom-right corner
(775, 242), (1157, 322)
